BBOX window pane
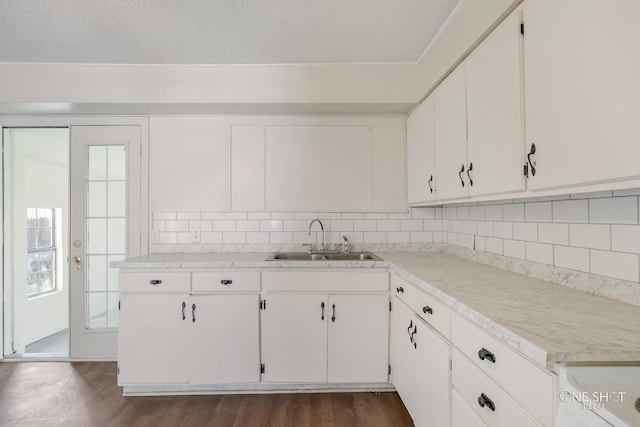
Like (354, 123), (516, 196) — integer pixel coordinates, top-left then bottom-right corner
(108, 146), (126, 180)
(41, 250), (54, 272)
(27, 228), (37, 250)
(107, 292), (119, 328)
(37, 228), (52, 248)
(37, 208), (53, 228)
(87, 219), (107, 254)
(88, 293), (107, 329)
(87, 255), (107, 292)
(107, 218), (126, 254)
(27, 208), (37, 227)
(87, 182), (107, 218)
(88, 146), (107, 180)
(108, 255), (124, 292)
(107, 181), (126, 217)
(27, 252), (40, 274)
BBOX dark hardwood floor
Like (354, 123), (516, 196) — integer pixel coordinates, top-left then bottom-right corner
(0, 362), (414, 427)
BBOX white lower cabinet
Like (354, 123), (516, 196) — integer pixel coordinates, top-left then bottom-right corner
(452, 388), (487, 427)
(261, 292), (389, 383)
(390, 295), (450, 427)
(118, 271), (261, 387)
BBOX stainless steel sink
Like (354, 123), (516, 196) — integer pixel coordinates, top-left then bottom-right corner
(266, 251), (383, 261)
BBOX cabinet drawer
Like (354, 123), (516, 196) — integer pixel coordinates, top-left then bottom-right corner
(452, 350), (541, 427)
(452, 313), (554, 426)
(192, 271), (260, 292)
(262, 271), (388, 292)
(410, 288), (450, 338)
(452, 389), (487, 427)
(390, 274), (415, 306)
(120, 271), (190, 292)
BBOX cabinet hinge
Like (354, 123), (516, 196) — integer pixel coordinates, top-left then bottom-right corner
(520, 23), (524, 35)
(260, 299), (266, 310)
(523, 163), (529, 178)
(388, 364), (391, 375)
(260, 363), (265, 374)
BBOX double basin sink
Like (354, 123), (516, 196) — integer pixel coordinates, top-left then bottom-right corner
(266, 251), (383, 261)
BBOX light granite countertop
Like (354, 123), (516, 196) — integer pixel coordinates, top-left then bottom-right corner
(113, 251), (640, 370)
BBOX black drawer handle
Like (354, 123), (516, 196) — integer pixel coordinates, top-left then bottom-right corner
(422, 305), (433, 315)
(458, 164), (465, 187)
(220, 279), (233, 285)
(321, 302), (325, 320)
(396, 287), (404, 293)
(466, 162), (473, 186)
(181, 301), (186, 320)
(478, 348), (496, 363)
(407, 320), (414, 342)
(191, 303), (196, 323)
(331, 304), (336, 323)
(428, 175), (433, 193)
(478, 393), (495, 411)
(149, 279), (162, 285)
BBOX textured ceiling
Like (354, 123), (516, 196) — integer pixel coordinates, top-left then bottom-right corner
(0, 0), (461, 65)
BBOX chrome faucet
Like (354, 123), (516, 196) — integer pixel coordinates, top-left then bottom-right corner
(308, 219), (325, 252)
(342, 235), (350, 254)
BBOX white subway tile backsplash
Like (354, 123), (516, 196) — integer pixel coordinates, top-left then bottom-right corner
(319, 213), (342, 220)
(493, 222), (513, 239)
(377, 219), (401, 232)
(590, 250), (639, 282)
(152, 220), (165, 232)
(462, 220), (477, 235)
(435, 207), (443, 219)
(236, 220), (260, 232)
(341, 232), (364, 243)
(387, 232), (411, 243)
(410, 231), (433, 243)
(469, 206), (485, 220)
(354, 220), (377, 232)
(503, 239), (525, 259)
(513, 222), (537, 242)
(201, 232), (223, 244)
(154, 212), (177, 220)
(526, 242), (553, 264)
(433, 231), (443, 242)
(202, 212), (225, 220)
(270, 232), (293, 244)
(284, 220), (308, 232)
(589, 196), (638, 224)
(165, 220), (189, 232)
(423, 219), (443, 231)
(177, 212), (201, 220)
(363, 232), (387, 243)
(246, 232), (270, 244)
(553, 199), (589, 223)
(444, 206), (457, 220)
(223, 232), (246, 244)
(570, 224), (610, 250)
(224, 212), (247, 220)
(485, 205), (503, 221)
(570, 191), (613, 200)
(388, 212), (412, 220)
(456, 206), (470, 220)
(212, 220), (236, 232)
(525, 202), (552, 222)
(538, 223), (569, 245)
(293, 232), (315, 244)
(613, 188), (640, 197)
(158, 232), (178, 244)
(330, 219), (354, 231)
(189, 220), (212, 232)
(365, 213), (388, 220)
(447, 233), (459, 246)
(260, 220), (283, 232)
(611, 225), (640, 253)
(458, 233), (474, 249)
(411, 207), (435, 219)
(271, 212), (295, 220)
(554, 246), (590, 272)
(401, 220), (424, 231)
(474, 235), (486, 251)
(503, 203), (525, 222)
(451, 220), (464, 233)
(247, 212), (271, 220)
(477, 221), (494, 237)
(177, 232), (193, 244)
(485, 237), (504, 255)
(294, 212), (318, 220)
(341, 213), (365, 220)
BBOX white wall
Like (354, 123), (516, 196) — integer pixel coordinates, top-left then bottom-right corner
(8, 130), (69, 352)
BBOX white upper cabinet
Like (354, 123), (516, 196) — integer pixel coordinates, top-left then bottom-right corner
(434, 66), (469, 201)
(406, 96), (436, 205)
(523, 0), (640, 191)
(466, 8), (525, 197)
(149, 117), (226, 212)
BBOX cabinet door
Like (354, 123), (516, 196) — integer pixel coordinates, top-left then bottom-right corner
(435, 66), (469, 200)
(390, 297), (417, 412)
(452, 389), (487, 427)
(230, 125), (265, 210)
(118, 293), (188, 384)
(261, 293), (327, 382)
(327, 294), (389, 383)
(466, 9), (525, 197)
(524, 0), (640, 191)
(264, 126), (371, 211)
(371, 126), (405, 211)
(189, 294), (260, 385)
(407, 96), (437, 204)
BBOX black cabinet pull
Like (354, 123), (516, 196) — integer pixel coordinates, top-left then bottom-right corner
(407, 320), (414, 342)
(191, 303), (196, 323)
(149, 279), (162, 285)
(466, 162), (473, 186)
(396, 286), (404, 293)
(477, 393), (496, 411)
(525, 143), (536, 177)
(331, 304), (336, 322)
(422, 305), (433, 315)
(321, 302), (325, 320)
(458, 164), (465, 187)
(181, 301), (186, 320)
(411, 325), (417, 349)
(478, 347), (496, 363)
(220, 279), (232, 285)
(428, 175), (433, 193)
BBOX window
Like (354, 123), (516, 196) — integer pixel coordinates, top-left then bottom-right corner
(27, 208), (57, 297)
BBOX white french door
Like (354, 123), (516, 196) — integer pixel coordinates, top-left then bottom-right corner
(69, 126), (142, 359)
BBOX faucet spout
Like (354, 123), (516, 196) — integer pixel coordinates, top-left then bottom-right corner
(308, 219), (325, 252)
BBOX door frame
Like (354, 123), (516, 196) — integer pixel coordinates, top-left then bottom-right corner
(0, 116), (149, 360)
